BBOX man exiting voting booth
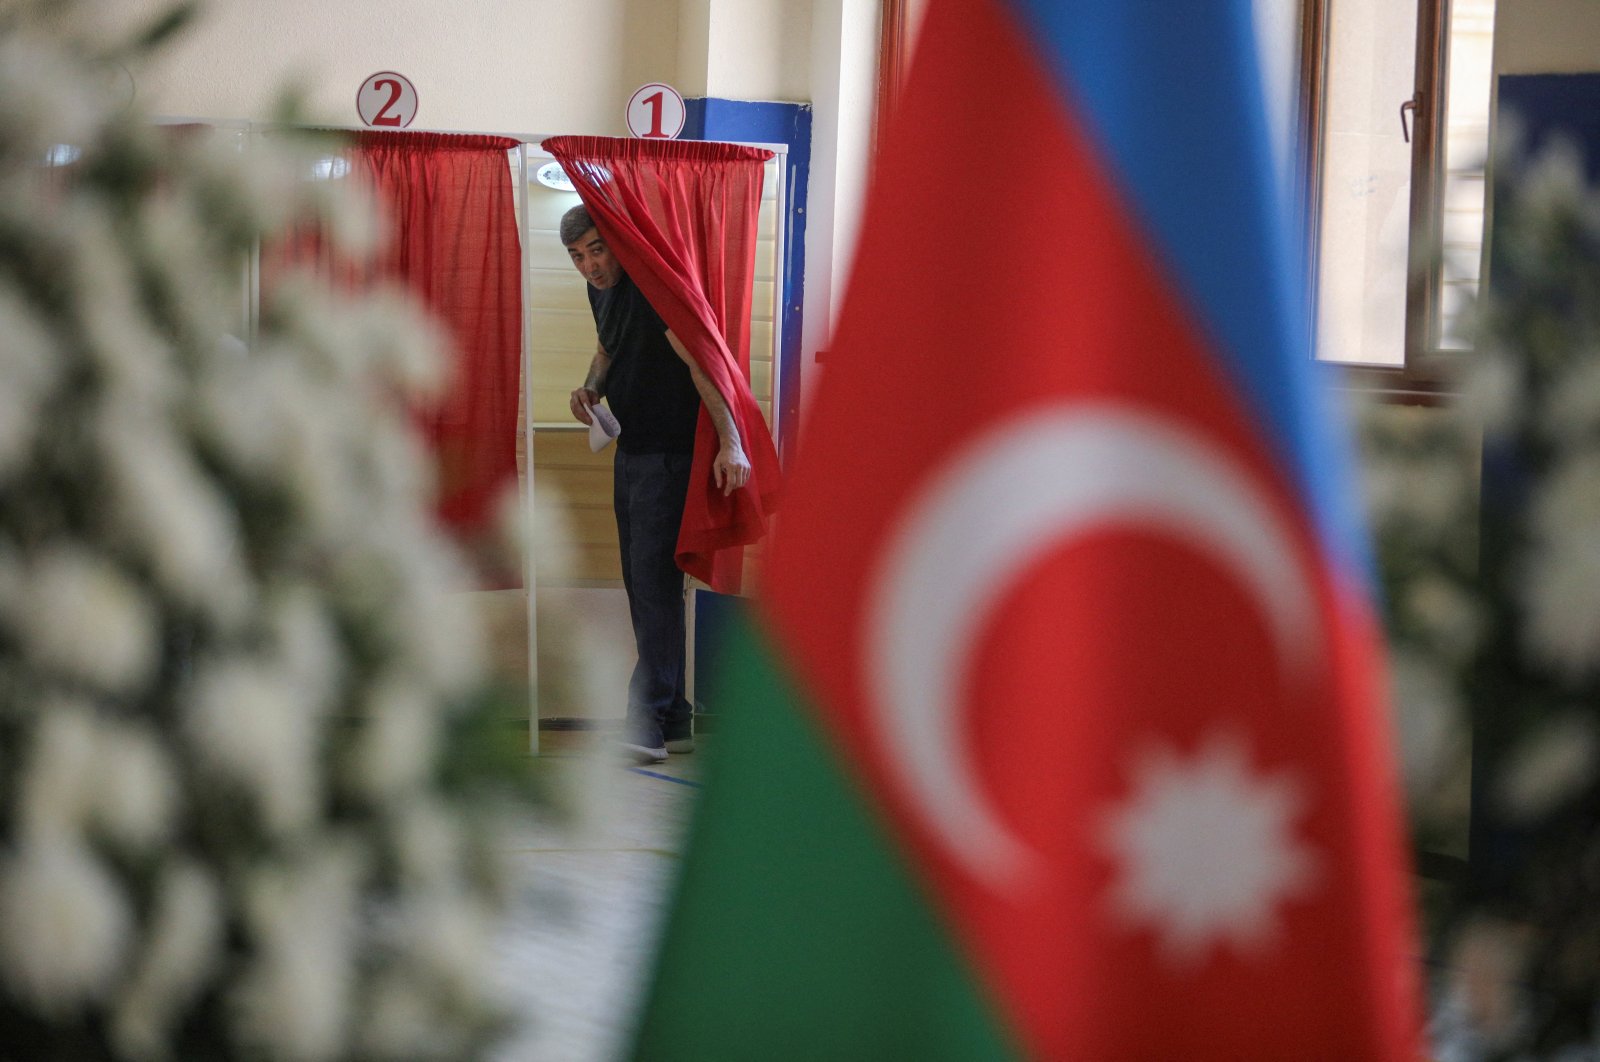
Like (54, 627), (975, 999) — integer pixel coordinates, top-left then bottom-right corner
(556, 159), (779, 763)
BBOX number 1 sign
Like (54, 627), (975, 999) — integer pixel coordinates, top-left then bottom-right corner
(626, 83), (685, 139)
(357, 72), (418, 129)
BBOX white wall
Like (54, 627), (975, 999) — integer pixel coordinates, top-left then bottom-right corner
(802, 0), (879, 394)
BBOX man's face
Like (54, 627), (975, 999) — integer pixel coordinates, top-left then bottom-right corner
(566, 227), (623, 290)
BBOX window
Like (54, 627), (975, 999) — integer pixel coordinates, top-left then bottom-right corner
(1305, 0), (1497, 379)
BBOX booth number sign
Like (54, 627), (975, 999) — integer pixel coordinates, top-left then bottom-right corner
(357, 72), (419, 129)
(627, 83), (685, 139)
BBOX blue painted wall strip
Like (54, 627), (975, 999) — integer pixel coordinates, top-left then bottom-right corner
(683, 97), (812, 465)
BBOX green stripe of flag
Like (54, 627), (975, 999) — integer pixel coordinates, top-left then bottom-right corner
(629, 615), (1019, 1061)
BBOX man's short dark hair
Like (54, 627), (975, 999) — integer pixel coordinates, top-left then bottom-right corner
(559, 204), (595, 247)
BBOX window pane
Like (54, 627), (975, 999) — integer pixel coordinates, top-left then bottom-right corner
(1437, 0), (1495, 350)
(1315, 0), (1419, 365)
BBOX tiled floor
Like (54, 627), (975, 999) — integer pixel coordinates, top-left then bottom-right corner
(491, 731), (702, 1062)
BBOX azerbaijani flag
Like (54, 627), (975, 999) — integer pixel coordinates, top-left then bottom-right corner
(631, 0), (1421, 1057)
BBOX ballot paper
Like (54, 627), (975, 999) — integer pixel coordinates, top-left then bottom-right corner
(587, 401), (621, 452)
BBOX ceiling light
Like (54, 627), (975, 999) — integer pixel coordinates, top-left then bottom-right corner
(535, 161), (574, 191)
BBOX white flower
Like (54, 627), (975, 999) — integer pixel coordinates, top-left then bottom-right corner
(92, 719), (179, 850)
(1540, 356), (1600, 442)
(17, 698), (101, 841)
(194, 347), (345, 539)
(265, 584), (342, 717)
(1497, 713), (1599, 820)
(1364, 450), (1473, 535)
(0, 837), (131, 1015)
(0, 35), (106, 162)
(411, 891), (494, 1003)
(234, 844), (363, 1062)
(350, 288), (448, 400)
(183, 658), (319, 835)
(270, 277), (374, 386)
(97, 410), (252, 624)
(1531, 451), (1600, 537)
(16, 547), (157, 693)
(359, 970), (459, 1061)
(19, 700), (176, 850)
(1519, 140), (1588, 235)
(303, 173), (383, 259)
(134, 194), (232, 345)
(0, 283), (60, 477)
(188, 132), (306, 239)
(361, 415), (433, 512)
(1520, 452), (1600, 676)
(111, 860), (224, 1060)
(1459, 346), (1524, 438)
(341, 522), (482, 695)
(1402, 575), (1484, 665)
(391, 798), (463, 891)
(1387, 650), (1462, 797)
(279, 394), (365, 545)
(1519, 539), (1600, 678)
(59, 201), (177, 407)
(351, 677), (438, 801)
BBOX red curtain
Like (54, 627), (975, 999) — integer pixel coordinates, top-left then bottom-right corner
(542, 135), (781, 594)
(263, 131), (524, 568)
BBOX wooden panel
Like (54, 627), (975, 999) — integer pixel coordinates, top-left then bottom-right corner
(529, 385), (582, 425)
(755, 237), (778, 282)
(529, 240), (583, 271)
(531, 431), (620, 586)
(750, 320), (774, 363)
(550, 543), (623, 584)
(752, 279), (776, 319)
(749, 360), (772, 403)
(528, 271), (592, 312)
(530, 307), (600, 352)
(527, 185), (583, 231)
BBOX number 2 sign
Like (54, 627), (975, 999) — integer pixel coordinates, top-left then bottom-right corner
(358, 72), (418, 129)
(626, 83), (685, 139)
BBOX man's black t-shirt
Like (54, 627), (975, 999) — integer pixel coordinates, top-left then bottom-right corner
(589, 273), (700, 455)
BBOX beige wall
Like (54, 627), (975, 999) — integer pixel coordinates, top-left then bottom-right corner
(101, 0), (875, 411)
(88, 0), (669, 135)
(1495, 0), (1600, 74)
(99, 0), (837, 142)
(679, 0), (812, 101)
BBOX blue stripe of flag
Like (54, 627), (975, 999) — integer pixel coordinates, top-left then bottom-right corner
(998, 0), (1371, 579)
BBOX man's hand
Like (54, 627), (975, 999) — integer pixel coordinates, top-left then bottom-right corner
(570, 386), (600, 425)
(714, 443), (751, 496)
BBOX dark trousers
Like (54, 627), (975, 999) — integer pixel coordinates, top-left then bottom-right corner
(613, 449), (693, 743)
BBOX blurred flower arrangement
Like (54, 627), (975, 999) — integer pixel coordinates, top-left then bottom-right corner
(1362, 137), (1600, 1060)
(0, 2), (542, 1057)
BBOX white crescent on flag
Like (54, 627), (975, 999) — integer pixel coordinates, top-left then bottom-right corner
(864, 404), (1324, 891)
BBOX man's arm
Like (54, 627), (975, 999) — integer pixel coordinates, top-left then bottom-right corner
(665, 329), (751, 496)
(569, 345), (612, 426)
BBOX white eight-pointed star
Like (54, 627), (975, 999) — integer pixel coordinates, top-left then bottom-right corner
(1098, 732), (1319, 965)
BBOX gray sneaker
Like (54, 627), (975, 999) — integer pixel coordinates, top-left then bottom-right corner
(622, 741), (667, 765)
(663, 717), (694, 755)
(622, 719), (667, 764)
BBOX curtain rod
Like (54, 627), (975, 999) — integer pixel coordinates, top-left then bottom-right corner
(149, 115), (789, 156)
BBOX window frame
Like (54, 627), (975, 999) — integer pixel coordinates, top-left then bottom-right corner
(1303, 0), (1462, 402)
